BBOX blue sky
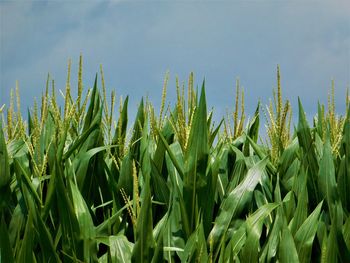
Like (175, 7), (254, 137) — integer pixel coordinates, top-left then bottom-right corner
(1, 0), (349, 124)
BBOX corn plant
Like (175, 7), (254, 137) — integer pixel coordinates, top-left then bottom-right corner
(264, 65), (292, 164)
(314, 80), (346, 156)
(224, 78), (246, 141)
(0, 58), (350, 262)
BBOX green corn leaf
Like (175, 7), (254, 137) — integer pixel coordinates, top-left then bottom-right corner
(213, 145), (229, 201)
(63, 120), (100, 161)
(82, 75), (100, 132)
(224, 223), (246, 261)
(297, 98), (319, 208)
(227, 146), (247, 191)
(183, 83), (209, 232)
(344, 216), (350, 251)
(153, 116), (174, 176)
(131, 147), (155, 262)
(18, 212), (35, 263)
(243, 103), (260, 156)
(318, 132), (337, 217)
(164, 142), (189, 242)
(209, 157), (268, 257)
(241, 203), (279, 263)
(158, 130), (184, 179)
(184, 83), (209, 180)
(278, 218), (300, 263)
(68, 178), (97, 262)
(117, 151), (134, 198)
(198, 164), (218, 237)
(0, 215), (14, 263)
(278, 137), (298, 179)
(112, 96), (129, 158)
(261, 208), (282, 262)
(33, 209), (60, 262)
(22, 185), (60, 263)
(0, 119), (10, 188)
(333, 202), (350, 262)
(53, 159), (81, 261)
(180, 221), (208, 263)
(339, 105), (350, 212)
(316, 102), (324, 136)
(27, 109), (34, 136)
(130, 98), (145, 160)
(161, 194), (186, 261)
(290, 166), (308, 235)
(245, 134), (276, 175)
(325, 218), (338, 263)
(151, 212), (168, 263)
(151, 232), (164, 263)
(294, 201), (323, 262)
(73, 144), (117, 189)
(97, 235), (133, 263)
(150, 159), (170, 205)
(260, 178), (284, 262)
(338, 157), (349, 215)
(209, 119), (224, 148)
(13, 159), (42, 208)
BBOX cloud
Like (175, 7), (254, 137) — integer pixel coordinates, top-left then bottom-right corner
(0, 0), (349, 122)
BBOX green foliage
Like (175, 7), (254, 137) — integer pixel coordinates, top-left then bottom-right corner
(1, 59), (349, 262)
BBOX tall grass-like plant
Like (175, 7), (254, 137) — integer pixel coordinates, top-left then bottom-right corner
(224, 78), (246, 141)
(314, 80), (346, 155)
(264, 65), (292, 163)
(0, 57), (349, 262)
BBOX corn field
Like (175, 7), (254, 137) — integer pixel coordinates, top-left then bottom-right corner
(0, 58), (350, 262)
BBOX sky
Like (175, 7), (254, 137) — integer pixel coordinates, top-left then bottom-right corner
(1, 0), (349, 126)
